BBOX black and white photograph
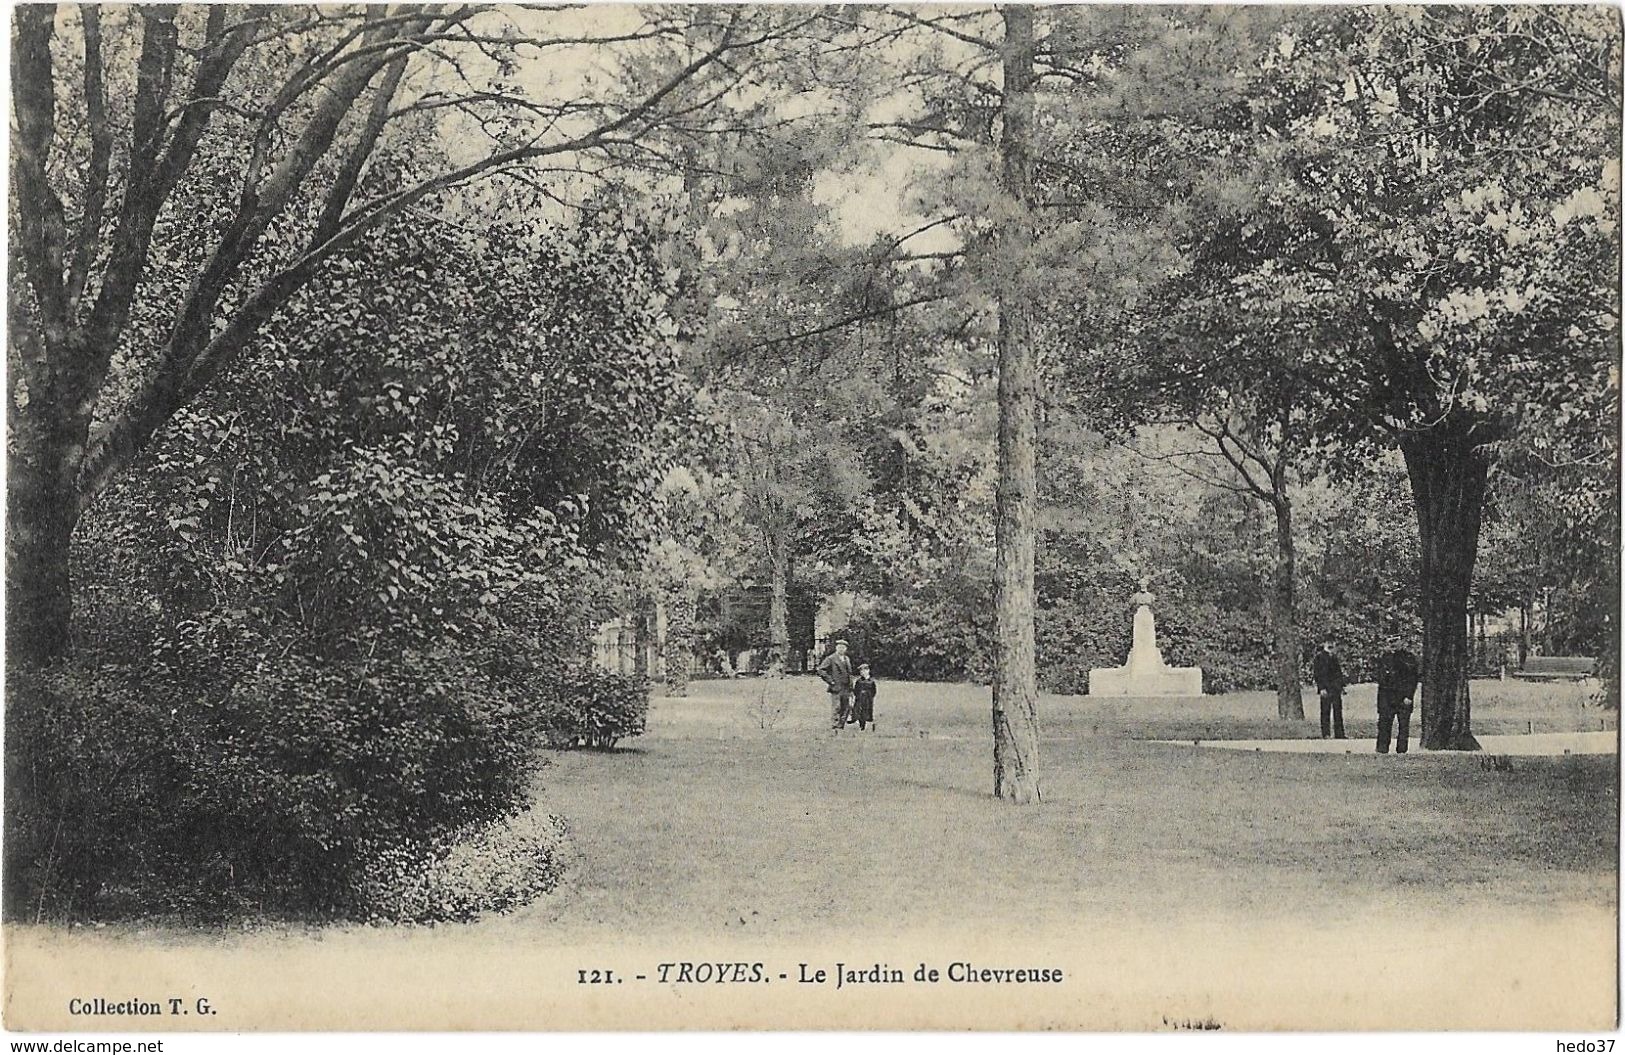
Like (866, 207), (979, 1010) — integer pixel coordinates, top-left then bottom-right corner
(2, 1), (1620, 1037)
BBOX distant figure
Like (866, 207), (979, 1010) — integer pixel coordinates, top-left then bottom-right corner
(713, 647), (734, 677)
(817, 639), (856, 730)
(1312, 642), (1346, 740)
(1375, 647), (1421, 754)
(853, 664), (877, 732)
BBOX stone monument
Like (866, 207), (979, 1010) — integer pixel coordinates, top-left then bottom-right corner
(1088, 580), (1203, 696)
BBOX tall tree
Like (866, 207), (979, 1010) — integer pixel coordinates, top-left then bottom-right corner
(1067, 7), (1618, 747)
(794, 5), (1187, 797)
(1119, 412), (1309, 721)
(7, 4), (802, 665)
(1231, 8), (1619, 748)
(990, 6), (1041, 802)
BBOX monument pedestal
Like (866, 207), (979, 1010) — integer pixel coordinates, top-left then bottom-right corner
(1088, 597), (1204, 697)
(1088, 664), (1204, 697)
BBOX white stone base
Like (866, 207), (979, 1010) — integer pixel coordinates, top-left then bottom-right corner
(1088, 665), (1204, 697)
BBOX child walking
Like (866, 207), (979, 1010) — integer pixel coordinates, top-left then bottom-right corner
(852, 664), (878, 732)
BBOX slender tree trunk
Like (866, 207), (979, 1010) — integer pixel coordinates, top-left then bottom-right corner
(1402, 427), (1489, 751)
(1518, 598), (1530, 668)
(1270, 495), (1305, 720)
(663, 587), (695, 697)
(632, 596), (651, 680)
(1599, 537), (1621, 708)
(991, 6), (1040, 804)
(767, 526), (790, 666)
(1598, 601), (1620, 710)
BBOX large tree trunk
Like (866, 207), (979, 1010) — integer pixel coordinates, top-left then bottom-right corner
(1402, 427), (1489, 751)
(1270, 495), (1305, 720)
(991, 6), (1041, 804)
(767, 526), (790, 667)
(6, 367), (82, 667)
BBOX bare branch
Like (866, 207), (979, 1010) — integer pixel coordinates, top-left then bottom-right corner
(66, 6), (112, 313)
(888, 9), (996, 52)
(737, 291), (953, 355)
(10, 4), (71, 338)
(317, 52), (413, 240)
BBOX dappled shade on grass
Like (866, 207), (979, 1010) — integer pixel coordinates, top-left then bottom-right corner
(516, 678), (1616, 942)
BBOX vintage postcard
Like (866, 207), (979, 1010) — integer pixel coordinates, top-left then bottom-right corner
(3, 2), (1619, 1036)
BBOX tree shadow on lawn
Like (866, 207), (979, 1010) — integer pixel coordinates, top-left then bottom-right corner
(547, 745), (651, 756)
(531, 725), (1616, 944)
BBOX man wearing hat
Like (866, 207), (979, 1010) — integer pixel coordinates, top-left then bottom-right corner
(817, 639), (856, 730)
(1374, 645), (1421, 754)
(1312, 640), (1346, 740)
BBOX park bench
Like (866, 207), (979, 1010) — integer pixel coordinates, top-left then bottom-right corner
(1511, 656), (1596, 681)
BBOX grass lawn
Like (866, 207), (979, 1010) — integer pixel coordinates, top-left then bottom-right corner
(510, 676), (1617, 945)
(5, 677), (1615, 1030)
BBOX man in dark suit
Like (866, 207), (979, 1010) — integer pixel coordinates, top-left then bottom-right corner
(817, 639), (856, 730)
(1312, 641), (1346, 739)
(1375, 647), (1421, 754)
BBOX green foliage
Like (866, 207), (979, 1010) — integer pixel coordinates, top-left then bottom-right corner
(13, 205), (689, 922)
(1038, 7), (1619, 718)
(130, 209), (694, 656)
(1033, 590), (1128, 695)
(6, 641), (550, 922)
(535, 667), (650, 751)
(835, 434), (1429, 695)
(839, 583), (996, 684)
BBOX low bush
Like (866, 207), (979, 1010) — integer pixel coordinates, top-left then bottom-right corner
(833, 587), (1427, 696)
(747, 675), (791, 730)
(535, 666), (649, 750)
(358, 808), (572, 923)
(7, 662), (194, 921)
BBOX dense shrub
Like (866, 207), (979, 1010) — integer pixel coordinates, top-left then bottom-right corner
(7, 663), (193, 921)
(835, 587), (994, 682)
(1034, 589), (1131, 695)
(4, 208), (698, 924)
(1152, 602), (1277, 695)
(535, 666), (649, 750)
(5, 642), (554, 923)
(1294, 589), (1423, 685)
(843, 586), (1282, 694)
(1036, 593), (1276, 695)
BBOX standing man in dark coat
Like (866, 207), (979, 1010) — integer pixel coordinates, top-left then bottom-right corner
(817, 639), (856, 730)
(1312, 641), (1347, 740)
(1375, 647), (1421, 754)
